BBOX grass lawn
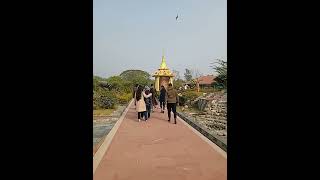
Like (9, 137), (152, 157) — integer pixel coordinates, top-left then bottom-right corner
(93, 109), (115, 116)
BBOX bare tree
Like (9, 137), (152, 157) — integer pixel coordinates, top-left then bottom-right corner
(172, 69), (180, 80)
(192, 68), (203, 92)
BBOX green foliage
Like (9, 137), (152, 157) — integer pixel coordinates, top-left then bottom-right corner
(183, 90), (202, 100)
(120, 69), (152, 86)
(94, 70), (151, 109)
(93, 76), (103, 91)
(212, 80), (225, 90)
(184, 69), (193, 81)
(211, 59), (227, 89)
(179, 90), (202, 106)
(93, 75), (117, 109)
(173, 79), (185, 89)
(93, 90), (117, 109)
(178, 96), (187, 106)
(199, 87), (216, 93)
(93, 109), (115, 116)
(106, 76), (131, 93)
(93, 75), (106, 81)
(115, 92), (132, 105)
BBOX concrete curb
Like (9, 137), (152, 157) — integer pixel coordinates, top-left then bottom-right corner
(177, 114), (227, 159)
(93, 99), (133, 175)
(177, 112), (227, 153)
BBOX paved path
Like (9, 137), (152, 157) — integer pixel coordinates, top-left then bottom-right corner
(94, 103), (227, 180)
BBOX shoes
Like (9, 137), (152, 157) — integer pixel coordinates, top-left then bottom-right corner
(138, 119), (141, 122)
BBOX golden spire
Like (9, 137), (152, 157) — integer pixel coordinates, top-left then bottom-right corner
(160, 49), (168, 69)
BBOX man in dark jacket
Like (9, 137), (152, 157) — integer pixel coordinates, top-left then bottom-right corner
(166, 83), (179, 124)
(159, 85), (166, 113)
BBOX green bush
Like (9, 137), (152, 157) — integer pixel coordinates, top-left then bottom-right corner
(178, 96), (187, 106)
(182, 90), (200, 101)
(93, 91), (117, 109)
(116, 92), (132, 105)
(178, 90), (202, 106)
(93, 71), (153, 109)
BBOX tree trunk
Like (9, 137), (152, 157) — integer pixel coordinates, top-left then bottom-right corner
(197, 81), (200, 92)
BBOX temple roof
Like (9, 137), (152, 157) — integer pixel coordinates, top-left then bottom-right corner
(153, 55), (174, 77)
(160, 55), (168, 69)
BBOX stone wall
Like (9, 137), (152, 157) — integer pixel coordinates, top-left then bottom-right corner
(178, 91), (227, 151)
(177, 112), (227, 152)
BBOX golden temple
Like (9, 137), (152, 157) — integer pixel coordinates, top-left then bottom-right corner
(153, 52), (174, 91)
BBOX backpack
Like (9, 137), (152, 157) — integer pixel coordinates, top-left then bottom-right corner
(144, 96), (151, 106)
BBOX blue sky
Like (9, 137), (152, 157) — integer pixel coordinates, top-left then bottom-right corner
(93, 0), (226, 79)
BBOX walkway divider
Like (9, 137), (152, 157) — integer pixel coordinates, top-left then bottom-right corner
(93, 99), (134, 174)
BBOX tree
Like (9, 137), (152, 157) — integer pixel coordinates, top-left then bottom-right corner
(94, 76), (109, 91)
(192, 68), (203, 92)
(184, 69), (193, 82)
(106, 76), (131, 93)
(173, 79), (185, 90)
(119, 70), (152, 87)
(211, 59), (227, 89)
(172, 69), (180, 80)
(93, 75), (117, 109)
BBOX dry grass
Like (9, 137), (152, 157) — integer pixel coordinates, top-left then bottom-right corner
(93, 109), (115, 116)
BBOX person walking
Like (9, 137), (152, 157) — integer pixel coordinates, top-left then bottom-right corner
(166, 83), (179, 124)
(133, 84), (138, 106)
(135, 85), (152, 122)
(144, 86), (152, 120)
(150, 84), (157, 112)
(159, 85), (166, 113)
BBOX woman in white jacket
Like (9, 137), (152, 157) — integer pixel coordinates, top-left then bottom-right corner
(135, 85), (152, 122)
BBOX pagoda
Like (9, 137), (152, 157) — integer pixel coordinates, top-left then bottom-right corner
(153, 52), (174, 91)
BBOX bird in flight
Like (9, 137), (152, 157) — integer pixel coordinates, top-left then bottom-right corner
(176, 14), (178, 20)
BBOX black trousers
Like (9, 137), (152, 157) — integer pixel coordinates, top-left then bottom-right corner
(138, 112), (147, 120)
(167, 103), (177, 121)
(146, 105), (151, 119)
(159, 100), (165, 109)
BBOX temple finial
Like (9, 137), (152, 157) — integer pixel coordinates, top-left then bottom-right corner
(160, 49), (167, 69)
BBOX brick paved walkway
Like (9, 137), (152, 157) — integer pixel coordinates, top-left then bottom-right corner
(94, 103), (227, 180)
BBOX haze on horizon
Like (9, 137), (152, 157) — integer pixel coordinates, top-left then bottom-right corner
(93, 0), (226, 79)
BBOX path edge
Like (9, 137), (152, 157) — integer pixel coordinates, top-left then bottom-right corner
(93, 99), (134, 174)
(177, 114), (227, 159)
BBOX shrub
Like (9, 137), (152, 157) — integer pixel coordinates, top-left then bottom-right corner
(179, 90), (202, 106)
(182, 90), (200, 101)
(116, 92), (132, 105)
(178, 96), (187, 106)
(93, 91), (117, 109)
